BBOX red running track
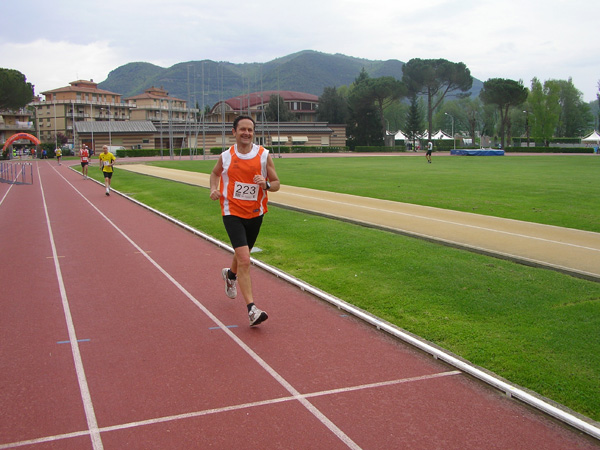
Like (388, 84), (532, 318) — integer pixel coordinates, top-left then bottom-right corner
(1, 160), (598, 449)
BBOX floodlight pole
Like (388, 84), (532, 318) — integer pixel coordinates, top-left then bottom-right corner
(523, 110), (532, 147)
(445, 113), (455, 150)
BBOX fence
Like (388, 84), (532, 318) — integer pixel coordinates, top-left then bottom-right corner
(0, 162), (34, 185)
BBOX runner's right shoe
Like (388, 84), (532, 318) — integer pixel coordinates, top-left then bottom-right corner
(249, 305), (268, 326)
(221, 268), (237, 299)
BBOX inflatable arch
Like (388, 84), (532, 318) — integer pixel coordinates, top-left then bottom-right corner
(2, 133), (41, 152)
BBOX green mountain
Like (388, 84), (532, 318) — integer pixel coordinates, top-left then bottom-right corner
(98, 50), (483, 107)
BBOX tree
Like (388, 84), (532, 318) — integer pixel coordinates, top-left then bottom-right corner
(265, 94), (295, 122)
(528, 78), (561, 145)
(402, 58), (473, 139)
(368, 76), (407, 135)
(317, 86), (349, 124)
(404, 96), (425, 150)
(383, 100), (409, 133)
(458, 97), (484, 146)
(554, 78), (593, 137)
(480, 78), (528, 148)
(597, 80), (600, 130)
(597, 80), (600, 126)
(346, 69), (382, 147)
(0, 68), (34, 110)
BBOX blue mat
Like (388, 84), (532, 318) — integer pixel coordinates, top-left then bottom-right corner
(451, 149), (504, 156)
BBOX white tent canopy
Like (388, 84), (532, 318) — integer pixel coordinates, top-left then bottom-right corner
(392, 130), (454, 141)
(394, 130), (409, 140)
(429, 130), (453, 140)
(582, 130), (600, 143)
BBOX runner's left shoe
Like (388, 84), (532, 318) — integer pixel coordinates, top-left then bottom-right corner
(249, 305), (268, 326)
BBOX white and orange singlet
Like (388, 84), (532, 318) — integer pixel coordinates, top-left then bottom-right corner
(219, 144), (269, 218)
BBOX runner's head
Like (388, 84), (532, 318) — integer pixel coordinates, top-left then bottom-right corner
(233, 115), (255, 131)
(232, 116), (255, 149)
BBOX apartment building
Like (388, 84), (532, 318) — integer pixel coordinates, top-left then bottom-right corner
(32, 79), (131, 151)
(0, 109), (35, 150)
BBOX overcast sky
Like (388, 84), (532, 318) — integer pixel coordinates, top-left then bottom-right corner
(2, 0), (598, 103)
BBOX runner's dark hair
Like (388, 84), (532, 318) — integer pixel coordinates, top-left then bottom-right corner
(233, 115), (255, 130)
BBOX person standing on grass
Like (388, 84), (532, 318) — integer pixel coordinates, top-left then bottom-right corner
(80, 144), (90, 179)
(426, 140), (433, 163)
(209, 115), (281, 326)
(98, 145), (116, 196)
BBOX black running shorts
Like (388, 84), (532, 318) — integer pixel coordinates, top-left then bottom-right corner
(223, 215), (264, 249)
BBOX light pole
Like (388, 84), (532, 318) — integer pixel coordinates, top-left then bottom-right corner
(523, 110), (534, 147)
(101, 106), (112, 148)
(53, 99), (58, 152)
(108, 104), (112, 149)
(90, 103), (94, 153)
(445, 113), (455, 150)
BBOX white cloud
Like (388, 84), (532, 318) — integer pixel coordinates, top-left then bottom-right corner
(0, 39), (129, 95)
(1, 0), (598, 102)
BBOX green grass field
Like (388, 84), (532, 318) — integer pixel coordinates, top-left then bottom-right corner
(86, 155), (600, 422)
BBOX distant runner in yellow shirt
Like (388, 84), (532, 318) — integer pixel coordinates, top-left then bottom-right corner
(98, 145), (116, 196)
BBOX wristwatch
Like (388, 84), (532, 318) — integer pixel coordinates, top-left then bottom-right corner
(265, 180), (271, 190)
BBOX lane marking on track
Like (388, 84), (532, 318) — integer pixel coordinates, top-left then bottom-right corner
(0, 183), (15, 206)
(0, 370), (460, 449)
(57, 339), (91, 344)
(100, 370), (461, 434)
(37, 164), (104, 450)
(52, 166), (362, 449)
(279, 191), (600, 253)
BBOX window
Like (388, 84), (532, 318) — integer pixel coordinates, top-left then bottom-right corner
(291, 136), (308, 145)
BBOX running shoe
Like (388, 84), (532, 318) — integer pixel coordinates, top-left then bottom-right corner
(221, 268), (237, 299)
(249, 305), (268, 326)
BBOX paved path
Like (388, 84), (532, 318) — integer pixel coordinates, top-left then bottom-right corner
(1, 160), (599, 449)
(119, 164), (600, 281)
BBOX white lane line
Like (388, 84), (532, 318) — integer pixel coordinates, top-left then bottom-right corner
(37, 164), (104, 450)
(54, 169), (361, 448)
(277, 192), (600, 252)
(101, 370), (461, 433)
(0, 371), (460, 449)
(0, 430), (92, 449)
(0, 181), (15, 206)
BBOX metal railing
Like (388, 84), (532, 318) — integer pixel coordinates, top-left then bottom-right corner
(0, 162), (34, 185)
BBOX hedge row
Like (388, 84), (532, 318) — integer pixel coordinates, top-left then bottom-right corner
(512, 137), (583, 145)
(114, 147), (348, 157)
(505, 147), (595, 154)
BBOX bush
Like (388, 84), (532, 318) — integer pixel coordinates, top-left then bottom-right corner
(513, 137), (582, 145)
(99, 146), (350, 158)
(505, 147), (594, 154)
(290, 146), (344, 154)
(353, 146), (402, 153)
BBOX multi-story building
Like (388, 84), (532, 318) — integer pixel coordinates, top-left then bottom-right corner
(33, 79), (131, 151)
(125, 86), (190, 123)
(210, 91), (319, 124)
(27, 81), (345, 153)
(0, 109), (35, 153)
